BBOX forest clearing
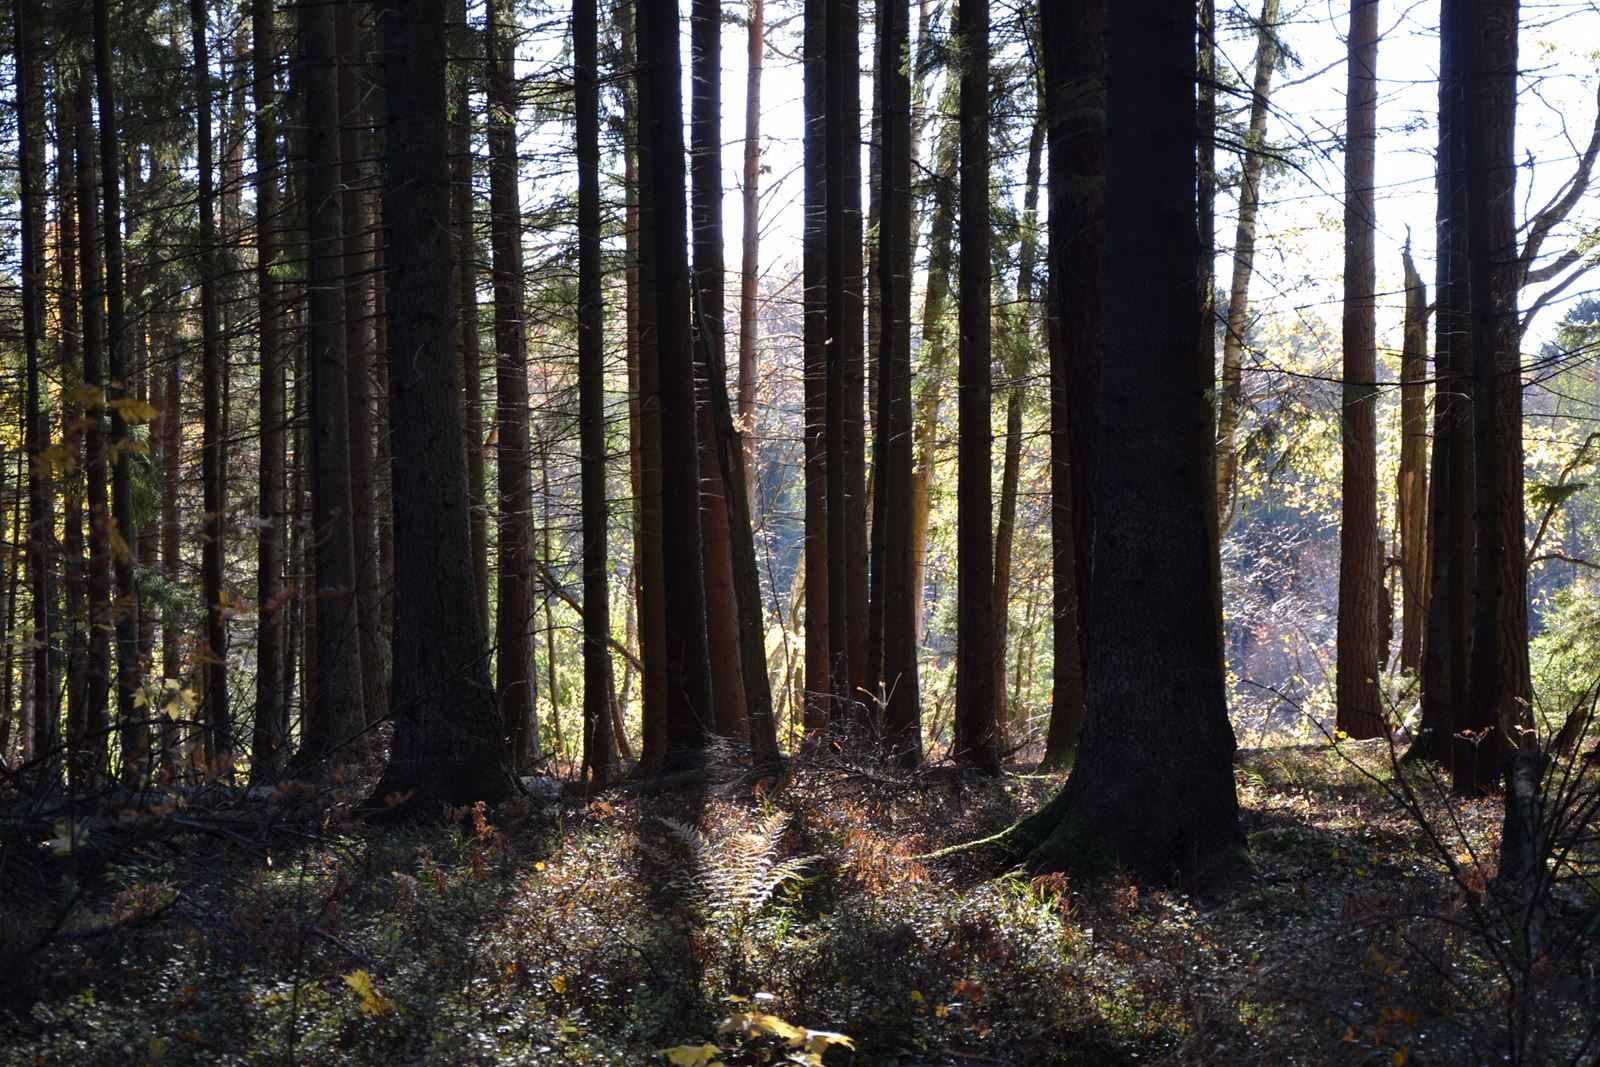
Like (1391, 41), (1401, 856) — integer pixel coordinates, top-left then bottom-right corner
(3, 0), (1600, 1061)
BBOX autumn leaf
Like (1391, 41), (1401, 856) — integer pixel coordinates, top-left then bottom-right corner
(343, 969), (396, 1016)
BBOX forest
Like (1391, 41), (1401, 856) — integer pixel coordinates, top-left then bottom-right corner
(2, 0), (1600, 1061)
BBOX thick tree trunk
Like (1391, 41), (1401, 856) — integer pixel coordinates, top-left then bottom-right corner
(1396, 243), (1431, 674)
(691, 0), (748, 742)
(487, 0), (538, 773)
(298, 0), (368, 767)
(101, 0), (148, 773)
(955, 0), (998, 773)
(1412, 0), (1474, 765)
(1014, 0), (1244, 886)
(1335, 0), (1384, 740)
(640, 0), (716, 767)
(252, 0), (289, 780)
(871, 0), (921, 764)
(802, 0), (832, 736)
(1459, 0), (1529, 794)
(55, 85), (88, 777)
(370, 0), (513, 812)
(339, 2), (388, 727)
(574, 0), (616, 783)
(1041, 0), (1104, 771)
(1213, 0), (1280, 531)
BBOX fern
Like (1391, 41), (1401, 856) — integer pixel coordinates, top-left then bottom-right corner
(653, 811), (817, 916)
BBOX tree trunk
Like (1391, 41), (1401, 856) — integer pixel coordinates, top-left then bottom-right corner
(339, 2), (388, 727)
(101, 0), (147, 774)
(1396, 242), (1430, 674)
(1412, 0), (1474, 765)
(1335, 0), (1383, 740)
(74, 66), (112, 787)
(737, 0), (765, 493)
(955, 0), (998, 773)
(449, 0), (490, 633)
(487, 0), (538, 773)
(870, 0), (921, 764)
(1012, 0), (1244, 886)
(574, 0), (617, 784)
(252, 0), (289, 781)
(1213, 0), (1280, 531)
(802, 0), (831, 736)
(369, 0), (513, 812)
(1040, 0), (1104, 771)
(55, 83), (88, 778)
(297, 0), (368, 767)
(14, 0), (58, 779)
(1459, 0), (1529, 794)
(691, 0), (749, 741)
(640, 0), (716, 767)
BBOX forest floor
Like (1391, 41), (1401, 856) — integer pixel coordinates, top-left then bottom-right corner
(0, 739), (1592, 1066)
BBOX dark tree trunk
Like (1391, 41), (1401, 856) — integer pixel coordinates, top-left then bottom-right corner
(1335, 0), (1384, 740)
(449, 0), (490, 633)
(955, 0), (998, 773)
(691, 0), (748, 741)
(339, 2), (388, 727)
(1413, 0), (1474, 765)
(487, 0), (537, 773)
(55, 83), (88, 777)
(369, 0), (513, 811)
(575, 0), (616, 784)
(1040, 0), (1104, 769)
(737, 0), (764, 491)
(1459, 0), (1529, 795)
(1396, 243), (1431, 674)
(1013, 0), (1244, 885)
(74, 66), (112, 787)
(252, 0), (289, 780)
(14, 0), (58, 779)
(101, 0), (147, 773)
(639, 0), (716, 766)
(802, 0), (831, 736)
(1213, 0), (1280, 530)
(297, 0), (368, 767)
(871, 0), (921, 764)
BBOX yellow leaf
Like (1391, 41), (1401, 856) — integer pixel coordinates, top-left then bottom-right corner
(658, 1043), (722, 1067)
(343, 968), (396, 1016)
(551, 974), (568, 994)
(1393, 1048), (1410, 1066)
(909, 989), (925, 1003)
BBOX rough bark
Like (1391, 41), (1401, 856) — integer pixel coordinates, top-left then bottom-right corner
(487, 0), (537, 773)
(737, 0), (765, 491)
(575, 0), (616, 784)
(802, 0), (832, 736)
(252, 0), (289, 780)
(640, 0), (716, 766)
(1335, 0), (1384, 740)
(1013, 0), (1244, 886)
(955, 0), (998, 774)
(369, 0), (513, 812)
(871, 0), (921, 764)
(297, 0), (368, 767)
(1396, 242), (1431, 674)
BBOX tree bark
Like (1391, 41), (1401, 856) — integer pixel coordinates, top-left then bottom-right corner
(1213, 0), (1280, 531)
(297, 0), (368, 767)
(1459, 0), (1529, 794)
(737, 0), (764, 495)
(102, 0), (148, 773)
(574, 0), (617, 784)
(1396, 242), (1431, 674)
(1412, 0), (1474, 765)
(370, 0), (513, 812)
(640, 0), (716, 767)
(955, 0), (998, 773)
(1012, 0), (1244, 886)
(252, 0), (289, 781)
(487, 0), (538, 773)
(1335, 0), (1384, 740)
(802, 0), (832, 736)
